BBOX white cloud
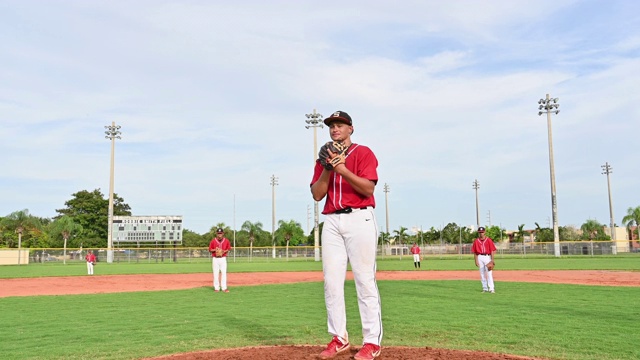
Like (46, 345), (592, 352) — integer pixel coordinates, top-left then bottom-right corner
(1, 0), (639, 234)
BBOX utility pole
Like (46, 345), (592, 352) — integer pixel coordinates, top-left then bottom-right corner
(104, 122), (121, 264)
(305, 109), (323, 261)
(538, 94), (561, 257)
(233, 194), (236, 262)
(601, 162), (617, 255)
(472, 179), (480, 229)
(383, 183), (390, 235)
(270, 174), (278, 259)
(486, 210), (492, 227)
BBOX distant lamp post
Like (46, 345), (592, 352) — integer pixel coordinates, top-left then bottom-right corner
(305, 109), (323, 262)
(105, 121), (122, 264)
(538, 94), (561, 257)
(16, 226), (23, 265)
(383, 183), (390, 236)
(472, 179), (480, 229)
(270, 174), (279, 259)
(601, 162), (617, 255)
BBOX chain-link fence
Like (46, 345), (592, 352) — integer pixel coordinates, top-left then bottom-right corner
(1, 240), (638, 265)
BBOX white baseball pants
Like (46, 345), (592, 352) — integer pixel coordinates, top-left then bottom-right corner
(212, 257), (228, 291)
(86, 261), (94, 275)
(477, 254), (494, 291)
(321, 207), (383, 346)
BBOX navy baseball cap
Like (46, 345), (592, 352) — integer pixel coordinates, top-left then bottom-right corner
(478, 227), (486, 233)
(216, 228), (224, 233)
(323, 111), (352, 126)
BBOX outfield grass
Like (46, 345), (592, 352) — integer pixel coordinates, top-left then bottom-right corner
(2, 257), (639, 360)
(1, 280), (639, 360)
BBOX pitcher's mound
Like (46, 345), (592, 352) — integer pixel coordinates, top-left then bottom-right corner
(145, 345), (545, 360)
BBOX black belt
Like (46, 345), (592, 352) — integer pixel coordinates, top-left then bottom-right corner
(479, 254), (491, 256)
(333, 207), (369, 214)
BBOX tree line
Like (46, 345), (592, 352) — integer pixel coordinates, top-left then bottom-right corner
(1, 188), (639, 249)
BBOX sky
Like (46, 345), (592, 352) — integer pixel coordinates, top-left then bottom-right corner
(1, 0), (639, 235)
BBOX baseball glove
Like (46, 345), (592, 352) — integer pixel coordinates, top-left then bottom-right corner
(486, 261), (495, 271)
(215, 248), (224, 257)
(318, 141), (349, 170)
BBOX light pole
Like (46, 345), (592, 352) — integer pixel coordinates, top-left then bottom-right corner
(538, 94), (561, 257)
(472, 179), (480, 229)
(306, 205), (311, 235)
(601, 162), (617, 255)
(233, 194), (236, 262)
(270, 174), (278, 259)
(105, 121), (121, 263)
(305, 109), (323, 262)
(383, 183), (390, 235)
(16, 226), (23, 265)
(384, 183), (390, 257)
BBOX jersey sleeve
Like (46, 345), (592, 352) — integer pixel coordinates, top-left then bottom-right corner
(471, 240), (479, 254)
(489, 239), (497, 252)
(354, 146), (378, 183)
(310, 160), (324, 186)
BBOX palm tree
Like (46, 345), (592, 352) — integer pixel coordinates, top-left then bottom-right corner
(517, 224), (525, 243)
(622, 206), (640, 242)
(0, 209), (41, 265)
(241, 220), (264, 261)
(277, 219), (303, 259)
(580, 219), (607, 240)
(49, 215), (83, 265)
(393, 226), (409, 260)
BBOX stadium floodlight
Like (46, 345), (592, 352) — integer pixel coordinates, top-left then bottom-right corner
(537, 94), (561, 257)
(305, 109), (323, 262)
(104, 121), (122, 264)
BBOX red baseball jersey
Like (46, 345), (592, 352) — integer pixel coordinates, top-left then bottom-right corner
(410, 245), (420, 255)
(85, 253), (96, 262)
(310, 144), (378, 214)
(471, 237), (496, 255)
(209, 237), (232, 257)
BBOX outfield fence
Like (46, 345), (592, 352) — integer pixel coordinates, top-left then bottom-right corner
(1, 240), (639, 265)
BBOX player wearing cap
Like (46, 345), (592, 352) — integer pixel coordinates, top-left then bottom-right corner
(209, 228), (232, 293)
(311, 111), (383, 360)
(471, 227), (497, 293)
(410, 243), (421, 270)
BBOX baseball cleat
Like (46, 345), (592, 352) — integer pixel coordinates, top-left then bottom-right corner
(223, 289), (229, 293)
(354, 343), (381, 360)
(318, 336), (350, 359)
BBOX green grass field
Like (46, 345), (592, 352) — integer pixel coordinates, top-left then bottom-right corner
(1, 257), (639, 360)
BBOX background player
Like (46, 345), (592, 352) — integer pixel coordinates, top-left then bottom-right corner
(310, 110), (383, 360)
(471, 226), (496, 293)
(85, 250), (96, 275)
(208, 228), (232, 293)
(410, 243), (421, 269)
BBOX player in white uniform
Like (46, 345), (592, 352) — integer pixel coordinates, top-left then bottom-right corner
(310, 111), (382, 360)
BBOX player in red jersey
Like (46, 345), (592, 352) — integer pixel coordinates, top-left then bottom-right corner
(471, 227), (497, 293)
(208, 228), (232, 292)
(410, 243), (421, 270)
(311, 111), (382, 360)
(85, 250), (96, 275)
